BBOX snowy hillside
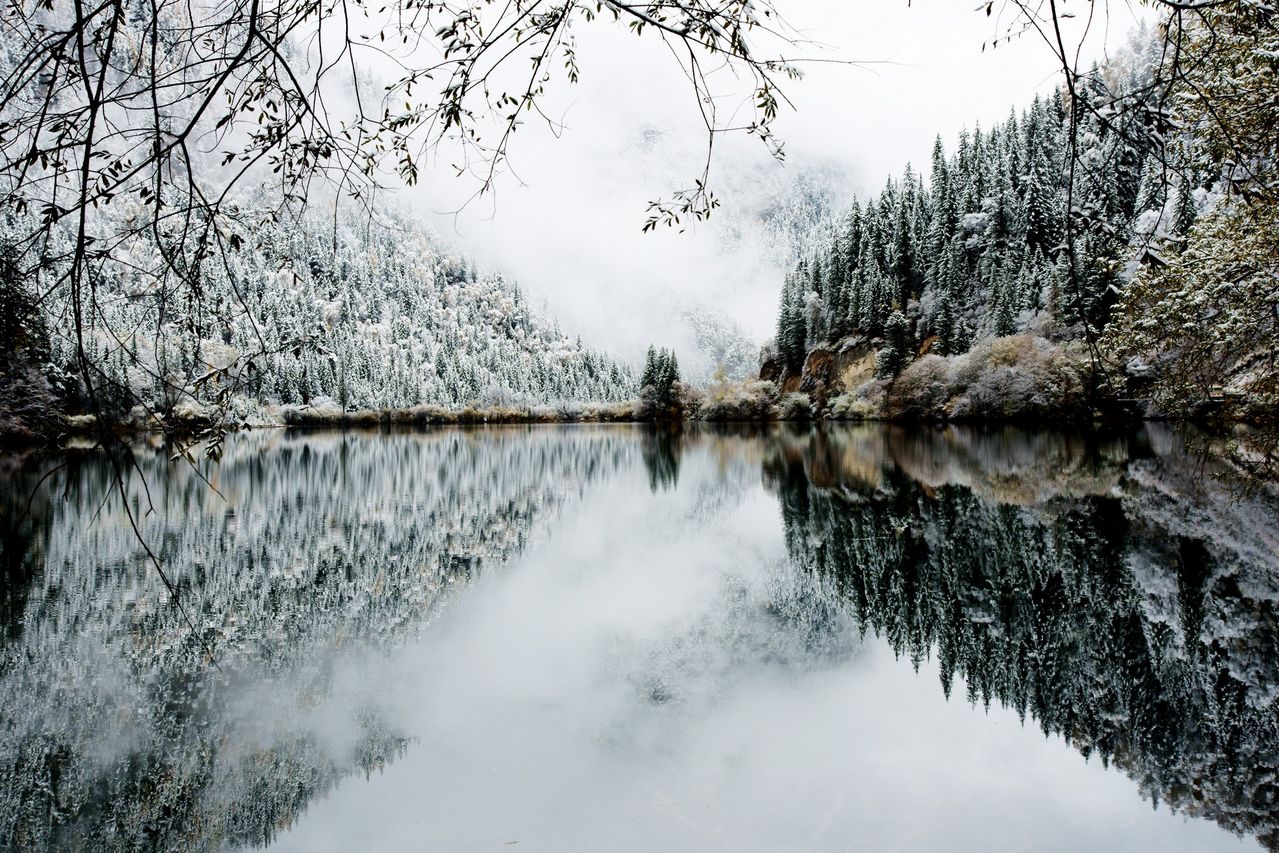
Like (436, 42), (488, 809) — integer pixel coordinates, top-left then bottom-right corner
(45, 204), (635, 420)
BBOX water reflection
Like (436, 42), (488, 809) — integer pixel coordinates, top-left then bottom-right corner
(640, 425), (684, 492)
(766, 424), (1279, 849)
(0, 424), (1275, 851)
(0, 427), (638, 851)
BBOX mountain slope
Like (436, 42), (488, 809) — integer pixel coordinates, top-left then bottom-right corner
(42, 204), (635, 421)
(770, 31), (1178, 373)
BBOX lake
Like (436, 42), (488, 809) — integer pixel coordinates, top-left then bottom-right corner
(1, 424), (1277, 852)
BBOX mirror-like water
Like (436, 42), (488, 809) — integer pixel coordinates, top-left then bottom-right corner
(1, 424), (1277, 852)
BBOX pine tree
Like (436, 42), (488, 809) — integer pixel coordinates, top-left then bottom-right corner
(664, 351), (680, 402)
(640, 345), (657, 389)
(781, 270), (809, 372)
(989, 265), (1018, 337)
(876, 311), (914, 378)
(889, 167), (917, 307)
(927, 136), (952, 270)
(935, 292), (965, 356)
(1172, 177), (1198, 236)
(1134, 156), (1166, 216)
(986, 170), (1014, 251)
(808, 255), (827, 343)
(827, 234), (849, 339)
(1022, 164), (1054, 253)
(844, 200), (863, 279)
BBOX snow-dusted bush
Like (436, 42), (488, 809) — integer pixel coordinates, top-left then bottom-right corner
(776, 392), (813, 421)
(280, 396), (344, 425)
(885, 354), (950, 420)
(827, 393), (882, 421)
(697, 379), (779, 421)
(582, 401), (636, 422)
(883, 334), (1091, 421)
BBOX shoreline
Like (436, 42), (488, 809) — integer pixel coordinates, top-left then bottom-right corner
(1, 402), (1257, 451)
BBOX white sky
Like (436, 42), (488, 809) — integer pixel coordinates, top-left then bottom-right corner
(407, 0), (1149, 360)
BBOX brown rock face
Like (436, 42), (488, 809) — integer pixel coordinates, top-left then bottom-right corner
(759, 355), (782, 383)
(799, 349), (837, 407)
(762, 336), (880, 410)
(834, 338), (876, 392)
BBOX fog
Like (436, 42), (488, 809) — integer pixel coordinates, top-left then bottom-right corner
(405, 0), (1150, 365)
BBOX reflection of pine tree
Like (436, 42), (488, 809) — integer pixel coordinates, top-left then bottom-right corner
(772, 448), (1279, 849)
(640, 426), (683, 492)
(0, 429), (637, 851)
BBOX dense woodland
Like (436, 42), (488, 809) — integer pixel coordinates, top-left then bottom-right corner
(0, 2), (1276, 438)
(772, 8), (1277, 421)
(24, 204), (635, 421)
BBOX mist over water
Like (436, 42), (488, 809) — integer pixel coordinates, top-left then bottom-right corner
(1, 424), (1276, 851)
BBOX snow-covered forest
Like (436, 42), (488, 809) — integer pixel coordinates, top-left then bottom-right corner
(3, 3), (1278, 849)
(0, 0), (802, 439)
(770, 9), (1277, 421)
(31, 203), (635, 422)
(773, 49), (1173, 365)
(0, 1), (1276, 438)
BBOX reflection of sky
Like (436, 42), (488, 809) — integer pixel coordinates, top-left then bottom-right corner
(267, 443), (1254, 853)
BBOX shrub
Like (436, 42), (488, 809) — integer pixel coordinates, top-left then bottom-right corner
(775, 392), (813, 421)
(858, 334), (1097, 422)
(828, 393), (882, 420)
(588, 401), (636, 422)
(886, 354), (951, 419)
(697, 379), (779, 421)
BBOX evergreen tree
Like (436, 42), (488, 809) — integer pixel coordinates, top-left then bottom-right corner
(889, 167), (917, 306)
(1172, 177), (1198, 236)
(1134, 156), (1166, 216)
(1022, 164), (1054, 253)
(0, 240), (42, 361)
(989, 265), (1018, 337)
(781, 270), (808, 372)
(639, 346), (681, 414)
(876, 311), (914, 379)
(641, 345), (658, 389)
(808, 255), (827, 343)
(827, 235), (849, 339)
(935, 293), (966, 356)
(926, 136), (952, 269)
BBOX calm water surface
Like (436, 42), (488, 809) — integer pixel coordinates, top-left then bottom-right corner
(1, 424), (1277, 852)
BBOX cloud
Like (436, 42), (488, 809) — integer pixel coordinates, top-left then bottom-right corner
(403, 1), (1149, 365)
